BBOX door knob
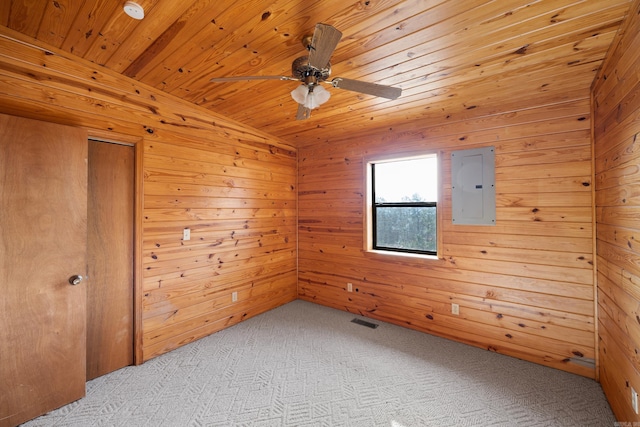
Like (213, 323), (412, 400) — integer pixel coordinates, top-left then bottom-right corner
(69, 275), (83, 286)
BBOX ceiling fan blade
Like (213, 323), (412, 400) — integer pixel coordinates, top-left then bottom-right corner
(307, 23), (342, 70)
(331, 77), (402, 100)
(296, 103), (311, 120)
(210, 75), (295, 82)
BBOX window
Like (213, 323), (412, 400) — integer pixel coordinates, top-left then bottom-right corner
(369, 155), (438, 256)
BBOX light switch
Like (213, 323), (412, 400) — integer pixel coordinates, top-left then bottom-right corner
(183, 228), (190, 241)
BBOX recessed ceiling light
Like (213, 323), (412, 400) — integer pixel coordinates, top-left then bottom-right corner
(123, 1), (144, 20)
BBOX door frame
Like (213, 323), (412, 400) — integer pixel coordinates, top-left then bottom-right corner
(87, 128), (144, 365)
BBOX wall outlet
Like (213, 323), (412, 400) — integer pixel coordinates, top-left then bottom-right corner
(347, 283), (353, 292)
(183, 228), (190, 241)
(451, 303), (460, 315)
(232, 291), (238, 302)
(632, 387), (638, 414)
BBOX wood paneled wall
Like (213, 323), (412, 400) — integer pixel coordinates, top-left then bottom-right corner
(298, 99), (598, 378)
(0, 26), (297, 362)
(142, 136), (297, 359)
(593, 0), (640, 421)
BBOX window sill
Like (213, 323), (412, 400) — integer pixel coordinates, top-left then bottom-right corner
(364, 249), (445, 263)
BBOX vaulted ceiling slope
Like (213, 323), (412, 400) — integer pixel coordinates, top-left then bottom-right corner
(1, 0), (632, 144)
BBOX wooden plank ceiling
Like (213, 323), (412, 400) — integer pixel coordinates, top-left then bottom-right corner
(1, 0), (632, 145)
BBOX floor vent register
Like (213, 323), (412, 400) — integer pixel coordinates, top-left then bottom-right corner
(351, 318), (379, 329)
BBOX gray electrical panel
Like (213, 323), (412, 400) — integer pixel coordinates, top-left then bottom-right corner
(451, 146), (496, 225)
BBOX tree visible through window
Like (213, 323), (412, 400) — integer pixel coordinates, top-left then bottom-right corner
(371, 156), (438, 255)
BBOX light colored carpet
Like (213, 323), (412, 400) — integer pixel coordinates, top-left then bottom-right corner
(23, 300), (615, 426)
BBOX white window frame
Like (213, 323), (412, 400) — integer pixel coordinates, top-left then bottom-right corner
(364, 153), (441, 260)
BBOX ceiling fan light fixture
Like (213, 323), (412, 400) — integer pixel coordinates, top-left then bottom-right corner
(290, 84), (308, 104)
(307, 84), (330, 109)
(291, 84), (331, 110)
(314, 84), (331, 103)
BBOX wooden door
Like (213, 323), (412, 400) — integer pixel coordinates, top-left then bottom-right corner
(86, 141), (134, 380)
(0, 114), (88, 427)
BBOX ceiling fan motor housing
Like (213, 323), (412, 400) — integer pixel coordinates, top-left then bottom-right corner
(292, 56), (331, 85)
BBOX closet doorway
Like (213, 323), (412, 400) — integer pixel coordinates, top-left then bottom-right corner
(86, 139), (135, 380)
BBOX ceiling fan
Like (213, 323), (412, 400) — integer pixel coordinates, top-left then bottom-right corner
(209, 23), (402, 120)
